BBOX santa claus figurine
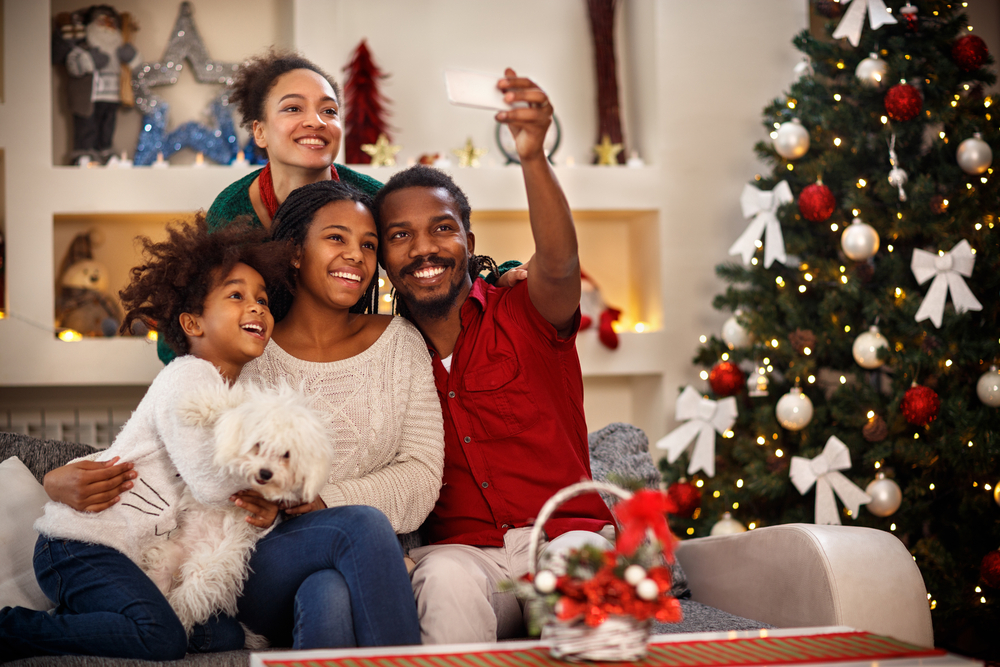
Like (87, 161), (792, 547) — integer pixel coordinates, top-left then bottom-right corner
(579, 271), (621, 350)
(55, 6), (140, 164)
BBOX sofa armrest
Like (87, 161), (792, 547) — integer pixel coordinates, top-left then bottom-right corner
(674, 523), (933, 647)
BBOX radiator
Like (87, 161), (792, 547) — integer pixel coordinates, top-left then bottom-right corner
(0, 407), (133, 449)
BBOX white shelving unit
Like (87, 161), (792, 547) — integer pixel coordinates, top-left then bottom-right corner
(0, 0), (672, 439)
(1, 1), (815, 443)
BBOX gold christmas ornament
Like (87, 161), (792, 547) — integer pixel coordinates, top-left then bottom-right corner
(452, 137), (488, 168)
(360, 133), (401, 167)
(593, 134), (623, 166)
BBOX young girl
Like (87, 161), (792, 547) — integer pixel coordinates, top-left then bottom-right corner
(0, 219), (292, 660)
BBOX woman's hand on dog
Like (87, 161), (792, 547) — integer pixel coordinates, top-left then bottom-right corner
(282, 496), (327, 517)
(43, 457), (136, 512)
(231, 490), (281, 529)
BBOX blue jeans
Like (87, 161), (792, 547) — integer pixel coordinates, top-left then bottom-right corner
(0, 537), (244, 661)
(236, 505), (421, 649)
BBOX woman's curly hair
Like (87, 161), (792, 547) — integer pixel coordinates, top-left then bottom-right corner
(229, 48), (341, 158)
(119, 214), (293, 356)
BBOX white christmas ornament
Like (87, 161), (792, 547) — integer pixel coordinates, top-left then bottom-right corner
(776, 387), (813, 431)
(841, 218), (880, 261)
(710, 512), (746, 536)
(534, 569), (557, 594)
(722, 312), (751, 349)
(729, 180), (793, 269)
(748, 365), (770, 397)
(911, 240), (983, 328)
(790, 436), (872, 525)
(865, 473), (902, 517)
(623, 565), (646, 586)
(794, 57), (814, 80)
(887, 134), (908, 202)
(773, 120), (810, 160)
(855, 53), (888, 86)
(977, 366), (1000, 407)
(956, 134), (993, 175)
(636, 579), (660, 601)
(832, 0), (898, 48)
(655, 385), (737, 478)
(852, 325), (889, 369)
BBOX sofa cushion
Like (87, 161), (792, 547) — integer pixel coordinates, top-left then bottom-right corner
(0, 431), (99, 483)
(0, 456), (55, 611)
(587, 422), (688, 598)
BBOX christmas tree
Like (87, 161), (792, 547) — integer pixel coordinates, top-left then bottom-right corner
(341, 39), (392, 164)
(659, 1), (999, 657)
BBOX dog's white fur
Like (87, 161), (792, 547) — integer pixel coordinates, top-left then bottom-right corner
(141, 381), (332, 635)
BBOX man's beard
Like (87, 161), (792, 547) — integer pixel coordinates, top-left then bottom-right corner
(394, 254), (468, 321)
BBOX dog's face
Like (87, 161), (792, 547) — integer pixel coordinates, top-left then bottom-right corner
(194, 382), (333, 504)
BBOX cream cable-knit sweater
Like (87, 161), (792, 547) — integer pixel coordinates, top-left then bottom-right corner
(35, 357), (245, 564)
(238, 317), (445, 534)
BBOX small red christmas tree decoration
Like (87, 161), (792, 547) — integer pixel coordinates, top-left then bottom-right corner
(342, 40), (392, 165)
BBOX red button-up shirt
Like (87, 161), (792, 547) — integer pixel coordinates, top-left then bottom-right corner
(422, 278), (615, 546)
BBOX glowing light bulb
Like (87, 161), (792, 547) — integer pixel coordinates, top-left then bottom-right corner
(736, 479), (744, 488)
(834, 137), (842, 146)
(807, 375), (816, 383)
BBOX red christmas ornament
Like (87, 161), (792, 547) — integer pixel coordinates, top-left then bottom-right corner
(901, 384), (940, 427)
(982, 550), (1000, 589)
(885, 84), (923, 122)
(798, 182), (836, 222)
(709, 361), (744, 397)
(900, 3), (918, 31)
(952, 34), (989, 72)
(666, 480), (702, 519)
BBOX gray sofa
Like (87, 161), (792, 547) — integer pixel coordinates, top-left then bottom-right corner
(2, 425), (930, 665)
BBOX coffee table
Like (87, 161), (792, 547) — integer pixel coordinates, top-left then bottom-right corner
(250, 626), (982, 667)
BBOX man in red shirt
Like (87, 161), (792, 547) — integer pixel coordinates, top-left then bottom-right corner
(374, 69), (615, 643)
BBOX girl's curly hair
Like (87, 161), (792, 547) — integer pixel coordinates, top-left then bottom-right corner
(119, 214), (293, 356)
(229, 48), (341, 158)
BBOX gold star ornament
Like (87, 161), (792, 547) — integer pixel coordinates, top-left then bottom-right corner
(361, 134), (401, 167)
(452, 138), (488, 168)
(593, 134), (623, 166)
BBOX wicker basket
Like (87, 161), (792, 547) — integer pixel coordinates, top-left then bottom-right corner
(528, 480), (652, 662)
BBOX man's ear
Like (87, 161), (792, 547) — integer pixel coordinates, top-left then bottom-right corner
(179, 312), (204, 338)
(466, 230), (476, 257)
(252, 120), (267, 150)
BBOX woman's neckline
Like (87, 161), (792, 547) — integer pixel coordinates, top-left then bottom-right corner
(264, 317), (402, 368)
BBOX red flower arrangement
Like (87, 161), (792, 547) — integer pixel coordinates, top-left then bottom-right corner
(512, 488), (683, 635)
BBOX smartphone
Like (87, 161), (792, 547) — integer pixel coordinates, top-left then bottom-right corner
(444, 69), (510, 111)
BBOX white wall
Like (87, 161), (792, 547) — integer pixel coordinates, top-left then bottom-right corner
(7, 0), (813, 442)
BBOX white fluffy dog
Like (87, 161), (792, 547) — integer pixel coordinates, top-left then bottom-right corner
(142, 381), (332, 635)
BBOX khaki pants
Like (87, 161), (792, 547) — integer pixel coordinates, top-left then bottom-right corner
(409, 528), (612, 644)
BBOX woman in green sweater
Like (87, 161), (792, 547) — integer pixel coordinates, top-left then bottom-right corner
(206, 49), (382, 232)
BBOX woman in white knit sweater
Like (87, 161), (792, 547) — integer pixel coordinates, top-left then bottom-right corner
(230, 180), (444, 649)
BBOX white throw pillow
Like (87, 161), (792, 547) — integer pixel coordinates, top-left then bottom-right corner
(0, 456), (55, 610)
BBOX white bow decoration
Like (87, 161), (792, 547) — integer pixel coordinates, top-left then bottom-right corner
(832, 0), (898, 48)
(790, 436), (872, 525)
(655, 386), (737, 478)
(911, 240), (983, 329)
(729, 181), (793, 269)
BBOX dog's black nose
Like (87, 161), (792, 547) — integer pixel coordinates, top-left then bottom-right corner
(258, 469), (273, 481)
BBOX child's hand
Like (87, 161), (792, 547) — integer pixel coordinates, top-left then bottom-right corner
(496, 68), (552, 163)
(282, 496), (327, 517)
(43, 457), (136, 512)
(231, 489), (280, 529)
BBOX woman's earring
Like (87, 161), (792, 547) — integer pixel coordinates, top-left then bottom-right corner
(293, 261), (300, 269)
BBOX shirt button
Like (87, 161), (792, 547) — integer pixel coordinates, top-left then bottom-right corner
(502, 524), (511, 528)
(448, 391), (456, 398)
(481, 481), (489, 489)
(464, 436), (471, 443)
